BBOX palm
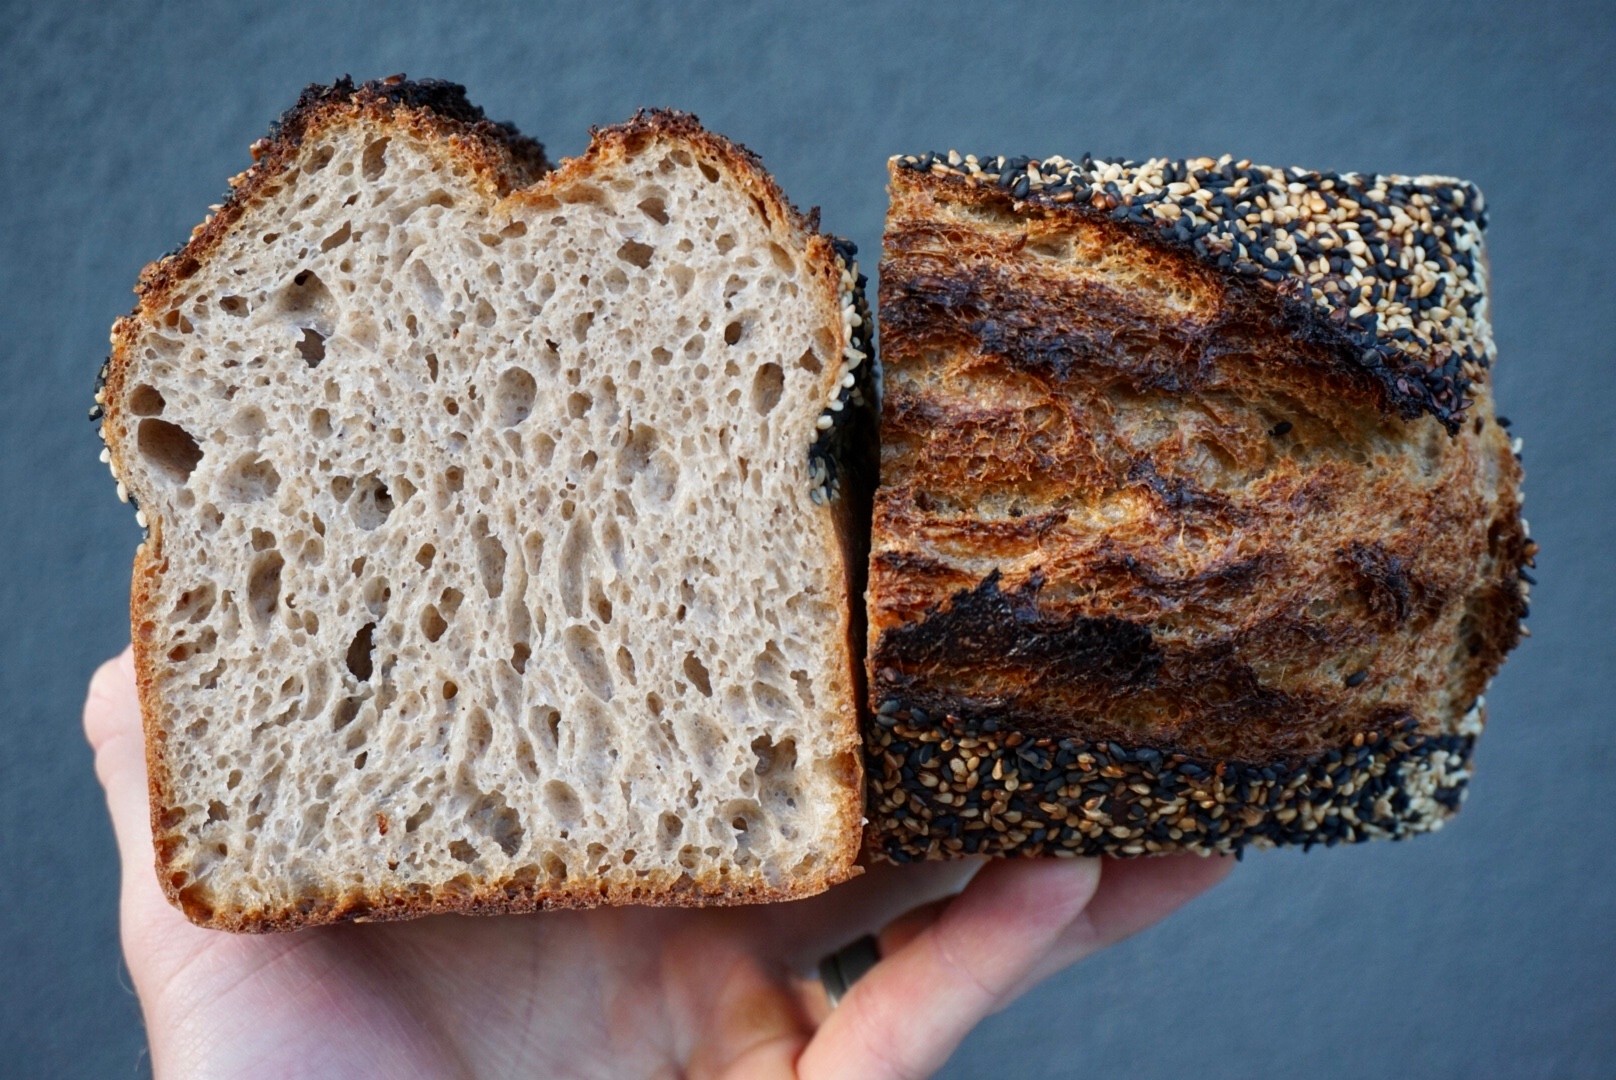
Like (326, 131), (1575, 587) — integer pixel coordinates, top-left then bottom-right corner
(89, 649), (1229, 1079)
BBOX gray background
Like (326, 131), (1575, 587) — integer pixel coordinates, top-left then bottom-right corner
(3, 1), (1612, 1076)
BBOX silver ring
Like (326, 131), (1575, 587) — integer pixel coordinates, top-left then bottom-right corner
(818, 934), (881, 1007)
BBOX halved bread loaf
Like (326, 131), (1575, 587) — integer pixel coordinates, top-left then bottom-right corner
(94, 77), (876, 930)
(867, 151), (1533, 860)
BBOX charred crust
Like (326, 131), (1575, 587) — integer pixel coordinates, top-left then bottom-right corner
(1341, 540), (1417, 627)
(878, 570), (1161, 688)
(893, 156), (1492, 432)
(268, 74), (550, 178)
(880, 235), (1398, 420)
(124, 74), (548, 315)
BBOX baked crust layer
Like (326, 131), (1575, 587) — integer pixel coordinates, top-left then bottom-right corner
(867, 155), (1532, 860)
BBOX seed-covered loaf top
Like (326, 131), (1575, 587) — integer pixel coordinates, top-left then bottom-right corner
(893, 151), (1493, 430)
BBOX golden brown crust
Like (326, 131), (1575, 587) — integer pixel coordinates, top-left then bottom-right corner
(866, 162), (1531, 859)
(105, 80), (868, 931)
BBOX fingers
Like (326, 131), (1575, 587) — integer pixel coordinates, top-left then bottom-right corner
(798, 853), (1232, 1080)
(684, 950), (813, 1080)
(798, 857), (1101, 1080)
(1005, 853), (1233, 1000)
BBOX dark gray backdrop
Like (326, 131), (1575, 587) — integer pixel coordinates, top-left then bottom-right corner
(4, 2), (1612, 1076)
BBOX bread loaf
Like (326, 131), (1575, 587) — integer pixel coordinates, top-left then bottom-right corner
(866, 151), (1533, 861)
(93, 77), (877, 930)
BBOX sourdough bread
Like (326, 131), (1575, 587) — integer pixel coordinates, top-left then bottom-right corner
(867, 151), (1532, 860)
(95, 77), (876, 930)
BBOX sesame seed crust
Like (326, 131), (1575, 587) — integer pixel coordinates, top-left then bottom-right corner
(893, 151), (1493, 431)
(866, 697), (1484, 861)
(808, 241), (879, 505)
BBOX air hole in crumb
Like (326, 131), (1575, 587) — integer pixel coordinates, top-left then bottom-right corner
(415, 543), (436, 569)
(469, 792), (525, 857)
(350, 474), (393, 529)
(319, 222), (352, 252)
(277, 269), (334, 324)
(328, 695), (357, 730)
(405, 803), (433, 832)
(617, 238), (656, 269)
(682, 653), (713, 697)
(425, 352), (440, 381)
(222, 452), (279, 502)
(724, 320), (744, 346)
(361, 137), (390, 180)
(246, 551), (284, 626)
(449, 839), (478, 864)
(750, 362), (784, 415)
(420, 602), (447, 642)
(345, 621), (376, 681)
(297, 328), (326, 367)
(638, 196), (669, 224)
(715, 233), (736, 254)
(571, 310), (595, 343)
(219, 294), (249, 316)
(698, 161), (720, 182)
(543, 780), (582, 827)
(564, 626), (614, 701)
(442, 680), (458, 700)
(494, 367), (537, 426)
(310, 408), (332, 438)
(206, 800), (229, 822)
(473, 518), (507, 599)
(137, 418), (203, 482)
(128, 384), (166, 416)
(511, 642), (531, 673)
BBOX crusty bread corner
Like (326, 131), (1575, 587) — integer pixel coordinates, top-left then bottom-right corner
(866, 154), (1533, 862)
(96, 77), (875, 930)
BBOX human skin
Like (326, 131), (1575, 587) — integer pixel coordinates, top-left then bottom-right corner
(85, 647), (1231, 1079)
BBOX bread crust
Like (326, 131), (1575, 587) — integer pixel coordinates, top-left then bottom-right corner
(866, 160), (1532, 861)
(102, 77), (871, 930)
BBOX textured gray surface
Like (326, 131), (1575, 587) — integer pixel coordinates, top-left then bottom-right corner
(2, 1), (1611, 1076)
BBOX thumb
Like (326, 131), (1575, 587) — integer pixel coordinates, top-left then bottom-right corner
(83, 648), (206, 961)
(84, 647), (158, 881)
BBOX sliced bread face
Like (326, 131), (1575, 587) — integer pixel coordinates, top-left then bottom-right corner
(98, 80), (874, 930)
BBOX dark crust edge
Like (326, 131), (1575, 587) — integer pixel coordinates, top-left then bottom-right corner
(892, 160), (1482, 433)
(107, 83), (868, 932)
(864, 702), (1478, 862)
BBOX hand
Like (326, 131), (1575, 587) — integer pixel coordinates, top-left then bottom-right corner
(87, 647), (1230, 1078)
